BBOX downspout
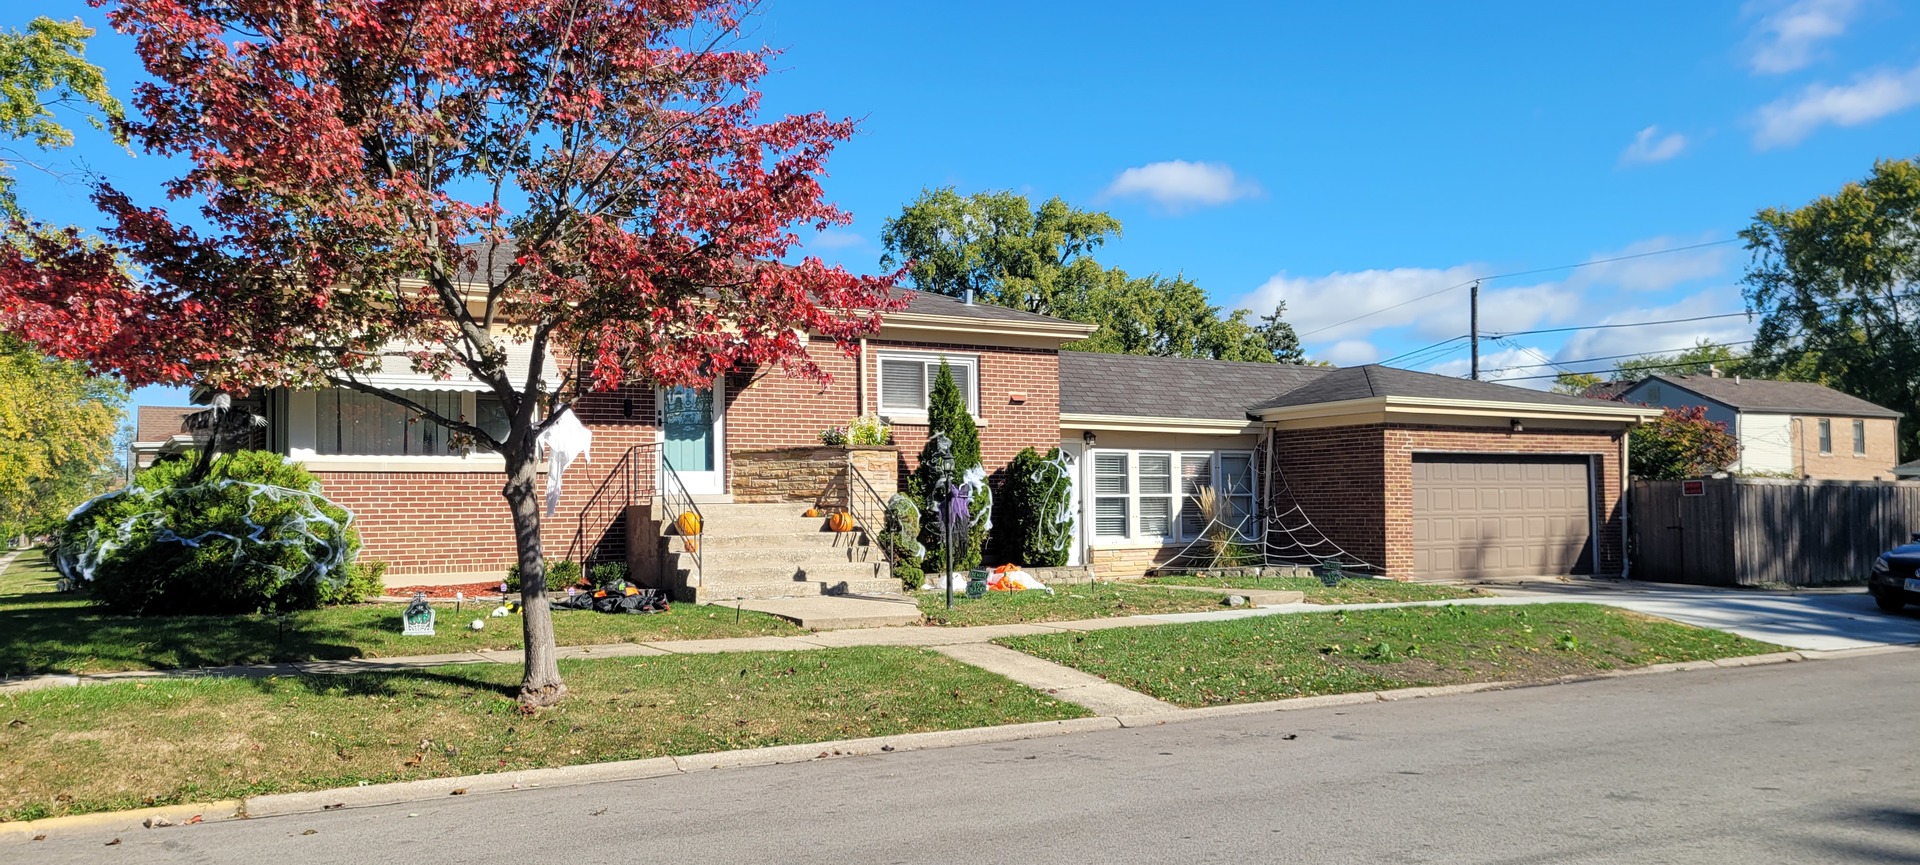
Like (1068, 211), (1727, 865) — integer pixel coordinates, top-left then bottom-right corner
(857, 338), (869, 416)
(1620, 429), (1631, 581)
(1260, 425), (1275, 570)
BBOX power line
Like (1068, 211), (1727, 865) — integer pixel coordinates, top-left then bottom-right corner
(1487, 311), (1754, 339)
(1298, 238), (1743, 339)
(1378, 334), (1470, 366)
(1484, 339), (1760, 374)
(1491, 335), (1920, 383)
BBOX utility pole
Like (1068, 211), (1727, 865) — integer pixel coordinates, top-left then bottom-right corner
(1469, 280), (1480, 381)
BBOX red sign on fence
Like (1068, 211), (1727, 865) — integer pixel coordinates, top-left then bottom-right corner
(1681, 480), (1706, 497)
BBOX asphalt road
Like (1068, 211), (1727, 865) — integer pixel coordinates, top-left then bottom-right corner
(11, 652), (1918, 864)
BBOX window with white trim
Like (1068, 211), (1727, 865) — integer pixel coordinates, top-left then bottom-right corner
(1091, 448), (1257, 542)
(1818, 418), (1832, 454)
(318, 389), (468, 456)
(1853, 419), (1866, 456)
(875, 351), (978, 417)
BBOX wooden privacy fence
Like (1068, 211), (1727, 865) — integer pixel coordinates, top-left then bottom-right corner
(1629, 477), (1920, 587)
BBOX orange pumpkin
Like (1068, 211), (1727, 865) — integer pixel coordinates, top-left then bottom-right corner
(828, 512), (855, 533)
(804, 507), (821, 518)
(675, 511), (702, 536)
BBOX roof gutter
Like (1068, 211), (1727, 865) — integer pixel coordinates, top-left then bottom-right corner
(1060, 412), (1263, 435)
(1250, 394), (1662, 424)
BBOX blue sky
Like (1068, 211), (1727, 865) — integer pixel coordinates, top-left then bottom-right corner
(13, 0), (1920, 410)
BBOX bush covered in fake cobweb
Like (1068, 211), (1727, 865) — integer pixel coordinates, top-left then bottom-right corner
(56, 450), (361, 615)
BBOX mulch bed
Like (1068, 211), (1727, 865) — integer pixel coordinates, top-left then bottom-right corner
(384, 581), (514, 599)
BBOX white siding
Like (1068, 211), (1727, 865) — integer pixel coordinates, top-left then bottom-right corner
(1735, 413), (1794, 474)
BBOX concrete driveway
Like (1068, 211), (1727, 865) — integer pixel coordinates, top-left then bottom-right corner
(1487, 582), (1920, 652)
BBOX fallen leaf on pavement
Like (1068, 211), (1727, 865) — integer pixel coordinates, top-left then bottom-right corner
(302, 829), (317, 836)
(185, 815), (203, 825)
(105, 838), (121, 846)
(450, 788), (467, 796)
(31, 834), (45, 841)
(144, 817), (173, 829)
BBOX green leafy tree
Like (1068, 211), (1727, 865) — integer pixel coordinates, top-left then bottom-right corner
(1630, 406), (1741, 480)
(881, 188), (1300, 363)
(1552, 371), (1604, 395)
(1258, 302), (1306, 363)
(0, 17), (124, 221)
(910, 360), (986, 572)
(1612, 339), (1749, 383)
(0, 335), (123, 539)
(1742, 157), (1920, 461)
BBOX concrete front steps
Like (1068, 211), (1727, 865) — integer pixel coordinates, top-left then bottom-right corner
(666, 502), (902, 603)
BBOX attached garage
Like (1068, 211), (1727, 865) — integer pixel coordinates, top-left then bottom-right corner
(1411, 454), (1595, 579)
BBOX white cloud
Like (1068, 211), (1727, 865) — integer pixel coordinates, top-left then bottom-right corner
(1619, 126), (1689, 165)
(1553, 287), (1758, 371)
(1100, 160), (1260, 211)
(1319, 340), (1380, 366)
(1427, 346), (1559, 390)
(1753, 62), (1920, 148)
(807, 229), (866, 250)
(1747, 0), (1860, 74)
(1240, 264), (1576, 346)
(1562, 235), (1732, 293)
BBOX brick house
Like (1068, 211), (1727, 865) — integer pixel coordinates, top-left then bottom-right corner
(1612, 373), (1904, 480)
(131, 300), (1658, 595)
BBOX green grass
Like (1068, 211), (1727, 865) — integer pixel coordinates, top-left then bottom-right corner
(0, 553), (801, 676)
(997, 602), (1783, 708)
(916, 581), (1231, 626)
(0, 645), (1088, 822)
(1140, 574), (1483, 604)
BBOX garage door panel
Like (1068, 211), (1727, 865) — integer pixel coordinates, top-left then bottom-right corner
(1411, 454), (1592, 580)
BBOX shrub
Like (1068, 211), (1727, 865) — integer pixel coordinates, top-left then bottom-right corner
(880, 493), (927, 591)
(1000, 447), (1072, 567)
(505, 558), (584, 592)
(1630, 406), (1740, 480)
(320, 558), (388, 605)
(57, 450), (360, 616)
(909, 359), (987, 572)
(846, 413), (891, 446)
(589, 561), (629, 589)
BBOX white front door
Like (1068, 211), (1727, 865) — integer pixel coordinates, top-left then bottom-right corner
(659, 382), (725, 495)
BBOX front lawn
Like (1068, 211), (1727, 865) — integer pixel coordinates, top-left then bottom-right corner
(1141, 574), (1483, 604)
(0, 645), (1088, 822)
(916, 581), (1230, 626)
(0, 554), (800, 676)
(997, 603), (1783, 708)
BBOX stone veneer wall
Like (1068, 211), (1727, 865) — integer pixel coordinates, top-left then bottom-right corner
(729, 445), (899, 508)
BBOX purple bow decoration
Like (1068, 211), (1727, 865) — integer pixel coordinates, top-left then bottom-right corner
(940, 482), (972, 537)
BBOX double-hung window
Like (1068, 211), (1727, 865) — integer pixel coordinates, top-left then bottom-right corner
(1092, 449), (1257, 543)
(1818, 418), (1832, 455)
(1853, 419), (1866, 456)
(875, 351), (978, 418)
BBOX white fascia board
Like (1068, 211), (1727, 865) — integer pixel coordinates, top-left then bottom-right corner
(1059, 412), (1263, 435)
(1252, 395), (1660, 424)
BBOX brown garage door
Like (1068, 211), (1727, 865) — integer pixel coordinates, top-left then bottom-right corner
(1412, 455), (1593, 579)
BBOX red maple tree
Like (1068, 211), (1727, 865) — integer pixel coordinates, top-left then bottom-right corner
(0, 0), (903, 706)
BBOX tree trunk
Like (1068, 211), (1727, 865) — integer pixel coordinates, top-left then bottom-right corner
(504, 452), (567, 707)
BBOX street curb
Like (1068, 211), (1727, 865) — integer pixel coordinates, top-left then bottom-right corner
(0, 647), (1851, 840)
(0, 801), (244, 838)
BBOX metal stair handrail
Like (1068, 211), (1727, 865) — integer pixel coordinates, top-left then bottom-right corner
(659, 453), (703, 587)
(845, 462), (896, 575)
(567, 443), (652, 566)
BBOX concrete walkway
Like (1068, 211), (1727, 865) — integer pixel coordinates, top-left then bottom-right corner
(931, 642), (1178, 715)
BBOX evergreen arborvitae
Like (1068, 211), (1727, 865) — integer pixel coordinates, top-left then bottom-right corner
(912, 359), (987, 572)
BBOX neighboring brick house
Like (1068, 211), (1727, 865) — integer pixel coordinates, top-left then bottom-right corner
(1059, 357), (1654, 582)
(1613, 373), (1904, 480)
(131, 301), (1662, 592)
(126, 405), (200, 478)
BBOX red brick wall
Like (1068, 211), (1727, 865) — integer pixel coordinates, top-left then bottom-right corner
(873, 341), (1062, 480)
(316, 381), (657, 577)
(1270, 423), (1625, 581)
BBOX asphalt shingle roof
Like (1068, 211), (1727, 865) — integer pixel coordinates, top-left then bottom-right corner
(1059, 352), (1333, 420)
(1639, 374), (1902, 419)
(1250, 365), (1631, 413)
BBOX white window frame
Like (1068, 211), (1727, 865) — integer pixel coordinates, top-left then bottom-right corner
(1089, 448), (1256, 544)
(1852, 419), (1866, 456)
(874, 349), (980, 422)
(287, 388), (505, 472)
(1818, 418), (1832, 455)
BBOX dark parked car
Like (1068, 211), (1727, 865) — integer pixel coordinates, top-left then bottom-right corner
(1869, 533), (1920, 613)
